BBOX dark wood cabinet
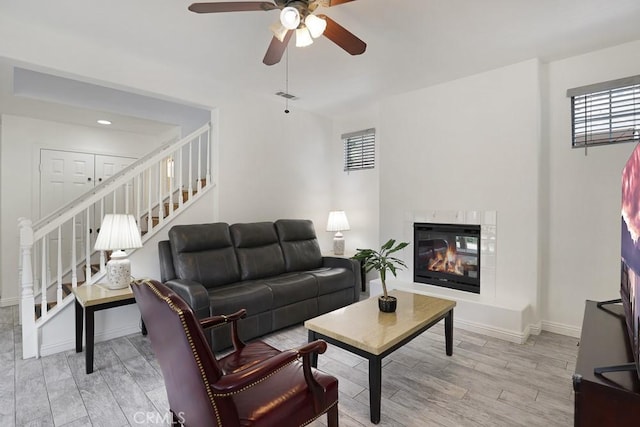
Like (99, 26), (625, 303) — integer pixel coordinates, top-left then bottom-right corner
(573, 300), (640, 426)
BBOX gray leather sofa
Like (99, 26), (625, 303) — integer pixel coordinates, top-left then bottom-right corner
(158, 219), (360, 351)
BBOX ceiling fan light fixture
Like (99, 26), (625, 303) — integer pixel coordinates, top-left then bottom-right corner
(305, 14), (327, 38)
(295, 26), (314, 47)
(280, 6), (300, 30)
(269, 21), (289, 42)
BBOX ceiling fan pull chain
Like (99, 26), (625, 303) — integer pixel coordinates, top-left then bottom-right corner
(284, 47), (290, 114)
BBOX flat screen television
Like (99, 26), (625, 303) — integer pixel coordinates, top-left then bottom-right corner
(598, 142), (640, 378)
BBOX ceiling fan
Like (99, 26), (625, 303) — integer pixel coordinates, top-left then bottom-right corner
(188, 1), (367, 65)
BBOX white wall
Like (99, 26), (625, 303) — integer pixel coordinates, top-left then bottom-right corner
(331, 105), (381, 254)
(216, 93), (334, 251)
(543, 39), (640, 334)
(377, 59), (542, 316)
(0, 115), (171, 305)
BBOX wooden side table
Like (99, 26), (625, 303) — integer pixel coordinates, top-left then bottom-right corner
(72, 284), (144, 374)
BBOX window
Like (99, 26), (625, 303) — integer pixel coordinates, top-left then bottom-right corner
(568, 75), (640, 149)
(343, 128), (375, 171)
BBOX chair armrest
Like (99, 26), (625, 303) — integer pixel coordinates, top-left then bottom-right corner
(163, 279), (210, 318)
(211, 349), (300, 395)
(211, 340), (330, 402)
(199, 309), (247, 351)
(297, 340), (328, 412)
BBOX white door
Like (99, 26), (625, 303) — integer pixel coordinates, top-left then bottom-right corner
(39, 150), (137, 283)
(40, 150), (96, 283)
(40, 150), (95, 218)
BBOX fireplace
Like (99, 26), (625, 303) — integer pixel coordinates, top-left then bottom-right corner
(414, 222), (481, 293)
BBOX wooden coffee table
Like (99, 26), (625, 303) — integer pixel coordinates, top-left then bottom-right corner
(304, 290), (456, 424)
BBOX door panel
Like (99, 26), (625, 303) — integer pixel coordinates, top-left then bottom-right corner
(94, 154), (136, 222)
(40, 150), (96, 282)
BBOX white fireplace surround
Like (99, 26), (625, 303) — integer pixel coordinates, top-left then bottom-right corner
(370, 210), (533, 344)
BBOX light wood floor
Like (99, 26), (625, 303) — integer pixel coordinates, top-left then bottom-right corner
(0, 303), (578, 426)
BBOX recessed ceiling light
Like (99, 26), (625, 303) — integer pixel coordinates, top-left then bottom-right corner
(97, 119), (112, 125)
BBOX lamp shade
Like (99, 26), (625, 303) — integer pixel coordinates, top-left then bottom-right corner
(305, 14), (327, 38)
(295, 26), (314, 47)
(94, 214), (142, 251)
(280, 6), (300, 30)
(326, 211), (350, 232)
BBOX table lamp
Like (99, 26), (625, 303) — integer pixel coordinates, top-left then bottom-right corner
(94, 214), (142, 289)
(326, 211), (350, 255)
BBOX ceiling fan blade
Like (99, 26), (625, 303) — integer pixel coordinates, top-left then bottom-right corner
(188, 2), (278, 13)
(318, 14), (366, 56)
(317, 0), (357, 7)
(263, 31), (293, 65)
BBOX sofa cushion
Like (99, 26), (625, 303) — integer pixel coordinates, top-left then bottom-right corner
(169, 223), (241, 288)
(307, 267), (355, 296)
(263, 273), (318, 308)
(231, 222), (286, 280)
(274, 219), (323, 272)
(208, 282), (273, 316)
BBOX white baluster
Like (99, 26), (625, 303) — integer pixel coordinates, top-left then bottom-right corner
(147, 168), (153, 232)
(125, 178), (131, 213)
(56, 226), (62, 305)
(178, 148), (184, 208)
(19, 218), (38, 358)
(136, 173), (141, 228)
(168, 156), (174, 216)
(71, 214), (78, 288)
(85, 207), (91, 283)
(98, 198), (105, 272)
(197, 135), (202, 192)
(41, 238), (47, 316)
(157, 162), (163, 222)
(188, 142), (193, 200)
(206, 126), (211, 186)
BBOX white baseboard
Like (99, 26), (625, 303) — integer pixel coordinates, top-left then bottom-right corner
(40, 322), (141, 357)
(0, 296), (19, 307)
(454, 317), (530, 344)
(541, 320), (581, 338)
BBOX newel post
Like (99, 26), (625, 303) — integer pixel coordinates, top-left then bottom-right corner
(19, 217), (38, 358)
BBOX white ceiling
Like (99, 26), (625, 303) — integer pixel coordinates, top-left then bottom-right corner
(2, 0), (640, 118)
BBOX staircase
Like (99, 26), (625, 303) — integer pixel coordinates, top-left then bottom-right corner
(19, 123), (213, 359)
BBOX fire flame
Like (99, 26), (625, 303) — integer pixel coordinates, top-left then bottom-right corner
(428, 247), (464, 275)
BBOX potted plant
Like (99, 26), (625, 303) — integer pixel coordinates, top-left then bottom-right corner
(353, 239), (409, 313)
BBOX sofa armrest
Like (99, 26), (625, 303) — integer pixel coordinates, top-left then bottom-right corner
(163, 279), (210, 318)
(322, 256), (362, 296)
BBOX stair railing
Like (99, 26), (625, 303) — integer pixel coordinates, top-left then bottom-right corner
(19, 123), (212, 359)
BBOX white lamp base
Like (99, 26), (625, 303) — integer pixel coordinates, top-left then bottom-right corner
(333, 232), (345, 255)
(105, 250), (131, 290)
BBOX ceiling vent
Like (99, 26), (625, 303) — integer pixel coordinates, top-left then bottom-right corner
(275, 91), (298, 100)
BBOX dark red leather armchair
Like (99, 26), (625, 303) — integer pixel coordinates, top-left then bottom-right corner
(131, 279), (339, 427)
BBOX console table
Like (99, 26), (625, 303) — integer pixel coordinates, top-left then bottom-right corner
(573, 300), (640, 426)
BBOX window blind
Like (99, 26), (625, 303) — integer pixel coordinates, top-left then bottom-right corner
(343, 128), (375, 171)
(568, 75), (640, 148)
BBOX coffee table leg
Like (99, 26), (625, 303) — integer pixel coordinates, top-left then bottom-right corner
(85, 307), (95, 374)
(75, 299), (83, 353)
(445, 309), (453, 356)
(369, 356), (382, 424)
(308, 330), (318, 368)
